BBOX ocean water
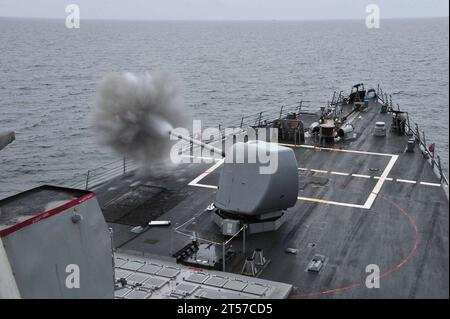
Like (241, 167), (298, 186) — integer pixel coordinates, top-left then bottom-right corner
(0, 18), (448, 198)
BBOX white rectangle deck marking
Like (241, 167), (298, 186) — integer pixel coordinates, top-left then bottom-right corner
(188, 144), (398, 210)
(396, 178), (417, 184)
(188, 134), (441, 210)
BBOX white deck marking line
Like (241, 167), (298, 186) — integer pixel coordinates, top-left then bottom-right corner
(330, 171), (350, 176)
(297, 196), (366, 209)
(188, 159), (224, 187)
(300, 168), (370, 178)
(363, 154), (398, 209)
(278, 143), (394, 157)
(352, 174), (371, 179)
(310, 169), (329, 174)
(300, 170), (438, 186)
(396, 179), (417, 184)
(374, 176), (394, 181)
(191, 183), (218, 190)
(420, 181), (442, 187)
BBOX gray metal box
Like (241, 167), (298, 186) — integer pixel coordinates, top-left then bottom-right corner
(222, 219), (241, 236)
(0, 186), (114, 298)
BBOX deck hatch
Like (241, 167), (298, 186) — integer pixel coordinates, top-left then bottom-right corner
(138, 263), (163, 275)
(185, 272), (210, 284)
(115, 269), (133, 280)
(155, 266), (181, 278)
(120, 260), (145, 271)
(114, 287), (132, 298)
(173, 283), (199, 296)
(223, 279), (248, 291)
(204, 275), (228, 287)
(243, 283), (269, 296)
(143, 276), (169, 289)
(123, 289), (151, 299)
(126, 273), (149, 285)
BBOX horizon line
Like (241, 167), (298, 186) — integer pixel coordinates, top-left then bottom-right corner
(0, 16), (448, 22)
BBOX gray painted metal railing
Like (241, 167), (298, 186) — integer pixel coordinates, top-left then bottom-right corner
(67, 157), (138, 190)
(68, 90), (448, 191)
(377, 85), (449, 187)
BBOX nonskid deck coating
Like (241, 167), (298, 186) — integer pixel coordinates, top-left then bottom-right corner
(94, 100), (449, 298)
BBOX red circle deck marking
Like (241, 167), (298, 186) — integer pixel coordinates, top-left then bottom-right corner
(291, 193), (420, 298)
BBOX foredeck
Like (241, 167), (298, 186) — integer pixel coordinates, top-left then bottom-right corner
(92, 98), (449, 299)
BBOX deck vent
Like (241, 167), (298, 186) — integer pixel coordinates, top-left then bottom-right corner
(307, 254), (326, 273)
(374, 122), (386, 137)
(406, 138), (415, 152)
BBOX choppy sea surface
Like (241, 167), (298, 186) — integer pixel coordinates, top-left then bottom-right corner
(0, 18), (448, 198)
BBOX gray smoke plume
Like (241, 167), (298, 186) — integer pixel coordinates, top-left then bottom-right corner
(93, 72), (188, 164)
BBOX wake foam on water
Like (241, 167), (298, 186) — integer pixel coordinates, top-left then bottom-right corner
(93, 72), (188, 165)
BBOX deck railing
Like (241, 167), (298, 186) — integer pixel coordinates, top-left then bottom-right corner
(406, 120), (448, 187)
(70, 90), (448, 191)
(67, 157), (139, 190)
(69, 101), (314, 190)
(377, 85), (449, 187)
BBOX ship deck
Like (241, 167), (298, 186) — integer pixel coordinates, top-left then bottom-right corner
(93, 100), (449, 299)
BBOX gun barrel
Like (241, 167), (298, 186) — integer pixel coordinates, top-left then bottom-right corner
(170, 131), (225, 158)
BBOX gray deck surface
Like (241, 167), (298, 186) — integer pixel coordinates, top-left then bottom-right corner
(94, 100), (449, 299)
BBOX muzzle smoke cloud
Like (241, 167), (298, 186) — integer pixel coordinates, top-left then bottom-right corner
(93, 72), (188, 164)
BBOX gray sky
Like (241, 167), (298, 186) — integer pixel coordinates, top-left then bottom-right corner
(0, 0), (448, 20)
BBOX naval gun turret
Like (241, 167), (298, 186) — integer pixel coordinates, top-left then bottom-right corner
(215, 141), (298, 215)
(173, 132), (299, 235)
